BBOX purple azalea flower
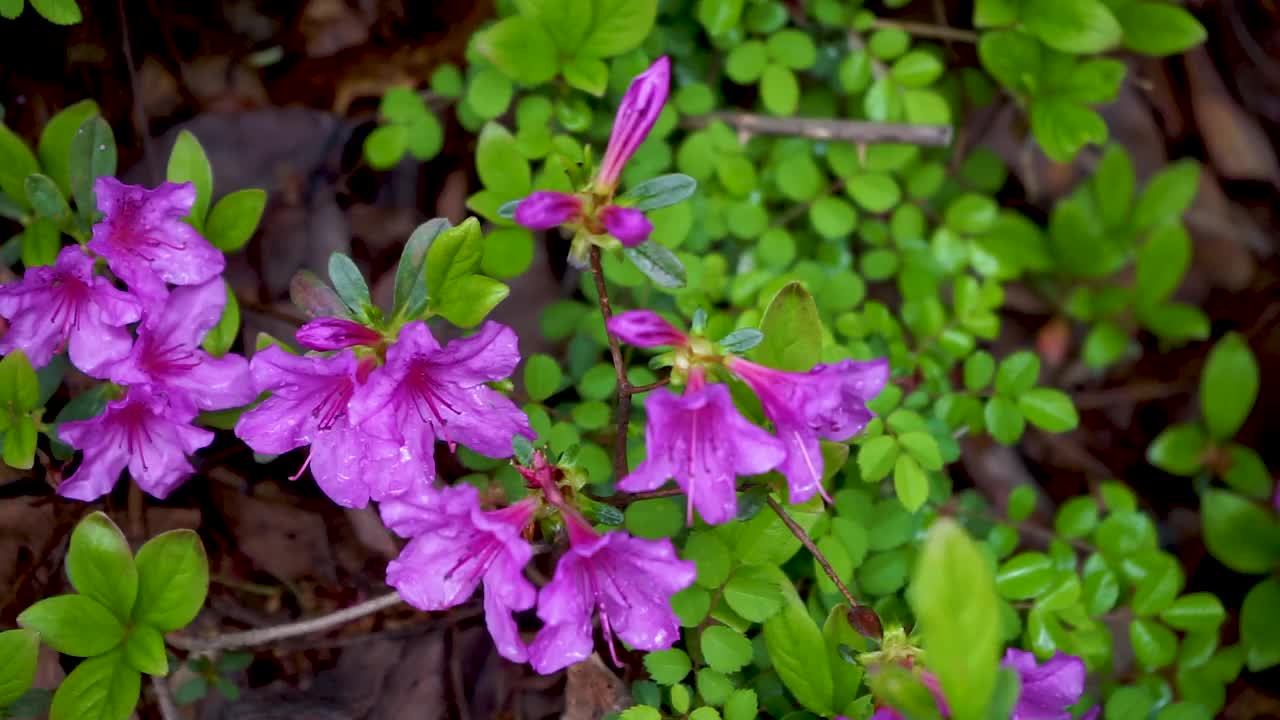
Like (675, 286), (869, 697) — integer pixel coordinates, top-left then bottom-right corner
(382, 483), (538, 662)
(527, 511), (696, 674)
(233, 345), (424, 507)
(605, 309), (688, 348)
(514, 191), (582, 230)
(88, 178), (225, 300)
(0, 246), (142, 373)
(600, 205), (653, 247)
(349, 320), (533, 465)
(596, 56), (671, 192)
(621, 370), (786, 525)
(58, 384), (214, 501)
(1004, 650), (1094, 720)
(295, 317), (382, 351)
(727, 356), (890, 504)
(107, 279), (254, 415)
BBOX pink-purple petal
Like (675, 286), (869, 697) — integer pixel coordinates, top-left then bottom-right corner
(295, 317), (382, 350)
(596, 57), (671, 191)
(600, 205), (653, 247)
(514, 191), (582, 230)
(605, 310), (688, 348)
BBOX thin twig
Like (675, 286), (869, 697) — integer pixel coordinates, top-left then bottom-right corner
(870, 18), (980, 43)
(152, 676), (180, 720)
(167, 592), (404, 653)
(115, 0), (157, 183)
(589, 246), (634, 480)
(765, 496), (862, 609)
(627, 377), (669, 395)
(596, 483), (752, 507)
(681, 112), (952, 147)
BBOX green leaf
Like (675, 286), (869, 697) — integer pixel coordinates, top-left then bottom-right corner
(0, 123), (39, 209)
(857, 436), (899, 483)
(848, 173), (902, 214)
(432, 274), (510, 327)
(624, 497), (684, 539)
(1141, 302), (1210, 342)
(620, 707), (662, 720)
(760, 63), (800, 116)
(1054, 497), (1099, 539)
(898, 431), (942, 471)
(1241, 578), (1280, 670)
(1136, 223), (1190, 308)
(563, 55), (608, 96)
(166, 130), (214, 229)
(424, 217), (483, 297)
(1022, 0), (1122, 53)
(0, 348), (40, 413)
(18, 595), (125, 656)
(201, 281), (240, 357)
(1146, 423), (1208, 476)
(363, 125), (407, 170)
(1201, 490), (1280, 575)
(984, 396), (1025, 445)
(173, 677), (207, 705)
(756, 282), (822, 372)
(28, 0), (80, 24)
(1017, 388), (1079, 432)
(132, 529), (209, 632)
(684, 532), (731, 588)
(1160, 593), (1226, 632)
(122, 626), (167, 676)
(0, 628), (39, 706)
(1130, 618), (1178, 670)
(393, 218), (450, 317)
(466, 68), (515, 121)
(2, 415), (37, 469)
(697, 0), (743, 37)
(978, 30), (1042, 95)
(995, 351), (1040, 395)
(766, 29), (818, 70)
(623, 242), (687, 289)
(1200, 333), (1258, 440)
(1055, 59), (1126, 105)
(696, 668), (734, 706)
(643, 649), (691, 685)
(579, 0), (657, 57)
(66, 512), (137, 622)
(763, 596), (834, 714)
(1133, 160), (1199, 231)
(475, 123), (531, 198)
(996, 552), (1056, 600)
(1007, 485), (1036, 522)
(49, 649), (140, 720)
(327, 253), (372, 318)
(0, 0), (22, 20)
(205, 189), (266, 253)
(25, 173), (73, 228)
(723, 571), (785, 623)
(37, 100), (99, 196)
(1115, 2), (1206, 56)
(975, 0), (1019, 27)
(891, 50), (944, 87)
(523, 354), (562, 402)
(893, 454), (928, 512)
(476, 16), (559, 85)
(913, 520), (1001, 720)
(1105, 687), (1156, 720)
(701, 625), (753, 674)
(1223, 444), (1274, 498)
(68, 115), (117, 221)
(723, 688), (758, 720)
(616, 174), (697, 212)
(1093, 144), (1134, 228)
(1030, 99), (1107, 163)
(1132, 553), (1185, 616)
(20, 218), (59, 268)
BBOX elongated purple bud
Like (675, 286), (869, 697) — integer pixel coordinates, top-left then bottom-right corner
(606, 310), (688, 348)
(596, 56), (671, 192)
(514, 191), (582, 230)
(600, 205), (653, 247)
(296, 317), (382, 350)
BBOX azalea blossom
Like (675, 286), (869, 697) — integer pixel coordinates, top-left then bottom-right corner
(107, 279), (255, 415)
(0, 245), (142, 373)
(58, 384), (214, 501)
(348, 320), (533, 466)
(527, 511), (695, 674)
(295, 317), (383, 351)
(233, 345), (424, 507)
(382, 483), (538, 662)
(88, 178), (224, 300)
(511, 57), (670, 248)
(727, 356), (890, 504)
(605, 309), (688, 348)
(620, 368), (785, 525)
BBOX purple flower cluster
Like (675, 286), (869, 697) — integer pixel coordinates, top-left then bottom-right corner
(379, 452), (695, 674)
(0, 179), (252, 500)
(869, 650), (1097, 720)
(608, 310), (890, 523)
(513, 57), (670, 248)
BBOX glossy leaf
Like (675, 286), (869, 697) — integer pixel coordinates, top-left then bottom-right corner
(1201, 490), (1280, 575)
(1200, 333), (1259, 440)
(1241, 578), (1280, 671)
(66, 512), (137, 622)
(756, 282), (822, 372)
(131, 529), (210, 631)
(0, 628), (39, 706)
(166, 130), (213, 229)
(205, 189), (267, 253)
(49, 649), (140, 720)
(18, 595), (125, 656)
(616, 174), (697, 212)
(763, 594), (834, 714)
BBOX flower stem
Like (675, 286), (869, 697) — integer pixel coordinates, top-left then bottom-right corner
(765, 496), (850, 602)
(589, 245), (634, 481)
(167, 591), (404, 653)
